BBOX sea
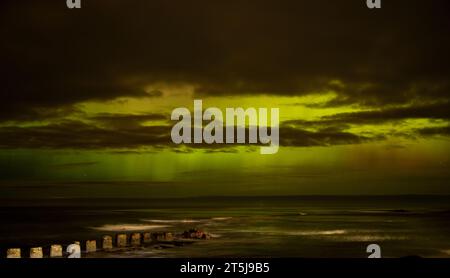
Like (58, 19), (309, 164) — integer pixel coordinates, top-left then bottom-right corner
(1, 196), (449, 258)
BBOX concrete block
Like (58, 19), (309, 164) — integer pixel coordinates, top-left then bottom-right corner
(102, 235), (113, 249)
(86, 240), (97, 253)
(130, 233), (141, 246)
(143, 232), (152, 243)
(165, 232), (173, 241)
(50, 244), (63, 257)
(6, 248), (21, 258)
(116, 234), (127, 247)
(152, 232), (174, 241)
(30, 247), (43, 258)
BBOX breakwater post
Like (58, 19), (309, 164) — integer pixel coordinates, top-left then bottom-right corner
(3, 229), (211, 258)
(102, 235), (113, 250)
(86, 240), (97, 253)
(50, 244), (63, 257)
(30, 247), (43, 258)
(143, 232), (152, 243)
(131, 233), (141, 246)
(116, 234), (127, 247)
(6, 248), (21, 258)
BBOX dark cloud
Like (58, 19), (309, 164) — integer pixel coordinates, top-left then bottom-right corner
(283, 101), (450, 143)
(0, 115), (379, 150)
(279, 125), (376, 147)
(416, 126), (450, 137)
(321, 102), (450, 124)
(0, 121), (172, 149)
(1, 0), (450, 121)
(285, 102), (450, 130)
(0, 105), (82, 123)
(90, 113), (168, 129)
(0, 104), (447, 152)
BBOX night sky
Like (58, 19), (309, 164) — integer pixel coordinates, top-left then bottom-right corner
(0, 0), (449, 197)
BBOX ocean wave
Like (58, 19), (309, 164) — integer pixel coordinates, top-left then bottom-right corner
(142, 217), (232, 224)
(337, 235), (408, 242)
(211, 217), (233, 221)
(355, 209), (412, 214)
(288, 230), (347, 236)
(91, 224), (169, 232)
(227, 229), (348, 236)
(143, 219), (202, 224)
(208, 233), (222, 238)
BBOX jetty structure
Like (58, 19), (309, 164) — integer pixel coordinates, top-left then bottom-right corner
(3, 229), (210, 258)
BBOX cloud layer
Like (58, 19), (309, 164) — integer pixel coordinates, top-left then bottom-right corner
(0, 0), (449, 151)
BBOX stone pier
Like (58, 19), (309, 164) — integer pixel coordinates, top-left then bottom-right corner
(3, 228), (211, 258)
